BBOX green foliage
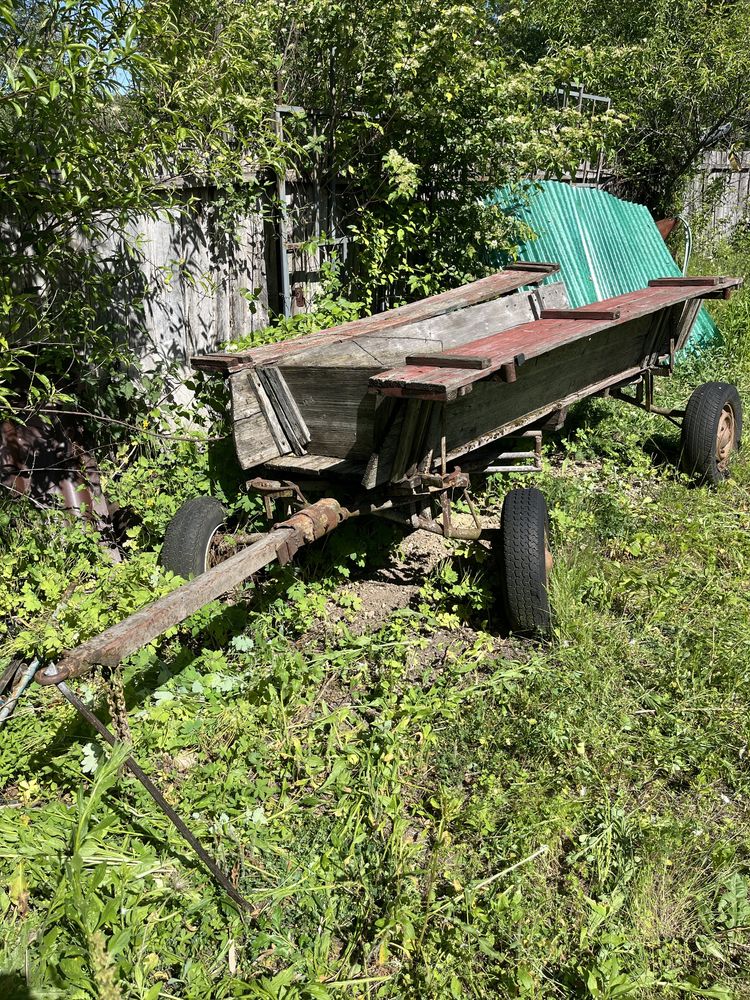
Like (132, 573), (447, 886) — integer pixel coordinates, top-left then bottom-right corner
(277, 1), (624, 303)
(515, 0), (750, 214)
(3, 3), (750, 998)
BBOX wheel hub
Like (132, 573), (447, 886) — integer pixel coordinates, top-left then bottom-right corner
(716, 404), (736, 470)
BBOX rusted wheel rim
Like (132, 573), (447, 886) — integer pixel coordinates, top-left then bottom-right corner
(716, 404), (736, 470)
(206, 528), (227, 570)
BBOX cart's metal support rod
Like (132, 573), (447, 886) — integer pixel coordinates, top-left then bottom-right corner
(54, 677), (256, 915)
(611, 383), (685, 429)
(37, 499), (348, 687)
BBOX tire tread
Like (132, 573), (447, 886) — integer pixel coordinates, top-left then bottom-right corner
(161, 496), (226, 579)
(681, 381), (742, 485)
(498, 487), (551, 636)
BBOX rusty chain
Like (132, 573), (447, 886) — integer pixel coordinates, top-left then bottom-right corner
(101, 666), (132, 744)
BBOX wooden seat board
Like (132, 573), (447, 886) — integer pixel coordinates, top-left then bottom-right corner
(369, 277), (742, 400)
(190, 264), (559, 374)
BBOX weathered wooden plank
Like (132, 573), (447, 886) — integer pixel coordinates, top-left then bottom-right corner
(648, 276), (723, 287)
(280, 283), (569, 371)
(249, 370), (291, 455)
(190, 265), (561, 373)
(442, 365), (646, 464)
(404, 354), (491, 370)
(38, 496), (349, 685)
(275, 285), (569, 462)
(539, 308), (621, 321)
(439, 318), (655, 464)
(390, 399), (426, 482)
(229, 369), (262, 419)
(673, 299), (703, 352)
(256, 368), (310, 456)
(233, 413), (285, 468)
(264, 454), (365, 477)
(230, 370), (288, 469)
(277, 366), (380, 459)
(39, 528), (296, 682)
(361, 399), (404, 489)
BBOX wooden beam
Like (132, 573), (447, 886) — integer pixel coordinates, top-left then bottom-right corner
(190, 265), (562, 374)
(506, 261), (561, 272)
(36, 499), (348, 685)
(369, 276), (742, 402)
(404, 354), (491, 370)
(647, 276), (722, 287)
(540, 308), (621, 321)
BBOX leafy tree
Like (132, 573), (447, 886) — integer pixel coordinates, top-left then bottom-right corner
(270, 1), (624, 306)
(515, 0), (750, 214)
(0, 0), (625, 419)
(0, 0), (283, 418)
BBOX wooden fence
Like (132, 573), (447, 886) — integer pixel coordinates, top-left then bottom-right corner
(97, 175), (341, 371)
(683, 150), (750, 236)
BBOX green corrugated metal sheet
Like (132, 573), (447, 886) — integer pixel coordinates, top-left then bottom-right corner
(491, 181), (717, 349)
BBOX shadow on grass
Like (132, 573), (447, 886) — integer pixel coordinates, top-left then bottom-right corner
(0, 973), (35, 999)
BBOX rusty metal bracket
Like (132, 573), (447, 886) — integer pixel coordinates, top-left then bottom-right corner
(611, 374), (685, 429)
(247, 477), (309, 520)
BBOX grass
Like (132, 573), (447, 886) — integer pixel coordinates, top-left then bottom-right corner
(2, 252), (750, 997)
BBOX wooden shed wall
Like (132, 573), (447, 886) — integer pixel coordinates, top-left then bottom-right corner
(684, 150), (750, 236)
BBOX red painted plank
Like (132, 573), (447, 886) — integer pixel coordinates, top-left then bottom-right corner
(370, 277), (742, 401)
(191, 265), (560, 373)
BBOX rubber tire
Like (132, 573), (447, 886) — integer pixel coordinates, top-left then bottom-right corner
(496, 487), (552, 637)
(681, 381), (742, 485)
(161, 497), (226, 579)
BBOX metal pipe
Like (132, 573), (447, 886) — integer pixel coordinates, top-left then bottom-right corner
(0, 658), (39, 727)
(54, 676), (256, 915)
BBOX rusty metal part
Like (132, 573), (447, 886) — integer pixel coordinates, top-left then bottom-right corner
(1, 414), (111, 522)
(36, 499), (348, 687)
(716, 404), (736, 471)
(368, 468), (484, 540)
(544, 527), (554, 578)
(54, 675), (256, 915)
(273, 497), (345, 564)
(247, 476), (308, 519)
(611, 371), (685, 429)
(102, 666), (132, 744)
(461, 431), (543, 475)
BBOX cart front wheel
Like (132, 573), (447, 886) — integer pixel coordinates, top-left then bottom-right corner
(681, 382), (742, 485)
(161, 497), (227, 579)
(495, 487), (552, 637)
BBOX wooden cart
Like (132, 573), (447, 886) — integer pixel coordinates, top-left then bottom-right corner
(30, 264), (743, 691)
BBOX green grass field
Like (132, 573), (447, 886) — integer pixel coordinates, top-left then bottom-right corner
(2, 254), (750, 998)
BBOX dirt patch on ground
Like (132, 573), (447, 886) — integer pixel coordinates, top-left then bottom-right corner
(299, 530), (452, 647)
(297, 529), (527, 671)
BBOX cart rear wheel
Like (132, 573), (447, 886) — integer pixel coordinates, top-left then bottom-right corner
(161, 497), (227, 579)
(681, 381), (742, 485)
(495, 487), (552, 637)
